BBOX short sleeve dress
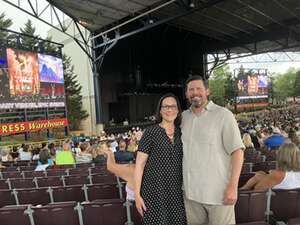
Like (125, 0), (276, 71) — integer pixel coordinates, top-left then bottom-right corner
(138, 124), (187, 225)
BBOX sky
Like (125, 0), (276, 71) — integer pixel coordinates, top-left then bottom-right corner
(2, 0), (300, 75)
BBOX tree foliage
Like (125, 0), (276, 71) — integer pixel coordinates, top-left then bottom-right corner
(209, 64), (235, 106)
(273, 67), (298, 100)
(0, 12), (14, 44)
(63, 54), (88, 130)
(19, 20), (39, 50)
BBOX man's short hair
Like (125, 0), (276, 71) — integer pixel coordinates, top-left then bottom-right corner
(185, 75), (209, 89)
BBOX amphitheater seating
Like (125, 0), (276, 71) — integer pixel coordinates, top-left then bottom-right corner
(252, 161), (276, 173)
(82, 199), (127, 225)
(269, 189), (300, 223)
(235, 222), (269, 225)
(288, 217), (300, 225)
(235, 190), (268, 223)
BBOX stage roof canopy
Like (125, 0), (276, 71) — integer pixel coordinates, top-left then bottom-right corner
(47, 0), (300, 54)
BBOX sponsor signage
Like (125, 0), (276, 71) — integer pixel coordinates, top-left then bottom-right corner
(0, 118), (68, 135)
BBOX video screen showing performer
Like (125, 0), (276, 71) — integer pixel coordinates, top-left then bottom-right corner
(6, 48), (40, 96)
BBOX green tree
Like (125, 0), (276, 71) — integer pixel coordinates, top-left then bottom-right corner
(20, 20), (39, 50)
(273, 67), (297, 101)
(209, 64), (234, 106)
(0, 12), (14, 44)
(294, 71), (300, 98)
(63, 54), (88, 130)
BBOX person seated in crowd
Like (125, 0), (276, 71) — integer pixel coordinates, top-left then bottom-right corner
(114, 138), (134, 163)
(18, 143), (25, 153)
(19, 144), (32, 161)
(92, 143), (106, 163)
(48, 143), (56, 163)
(1, 147), (13, 162)
(55, 140), (75, 165)
(31, 147), (41, 160)
(288, 130), (300, 147)
(127, 138), (138, 153)
(264, 127), (285, 150)
(35, 149), (53, 171)
(72, 142), (81, 155)
(242, 133), (255, 151)
(101, 142), (135, 201)
(240, 143), (300, 191)
(76, 142), (93, 163)
(10, 146), (19, 161)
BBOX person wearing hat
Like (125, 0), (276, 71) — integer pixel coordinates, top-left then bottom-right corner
(263, 127), (285, 150)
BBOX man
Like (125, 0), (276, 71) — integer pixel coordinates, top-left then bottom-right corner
(181, 76), (245, 225)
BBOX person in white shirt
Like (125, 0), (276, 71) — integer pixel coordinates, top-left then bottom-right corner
(241, 143), (300, 190)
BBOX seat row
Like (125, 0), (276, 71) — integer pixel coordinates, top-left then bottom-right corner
(241, 161), (276, 174)
(235, 188), (300, 224)
(1, 161), (101, 169)
(0, 183), (124, 207)
(0, 173), (117, 190)
(0, 166), (107, 179)
(0, 199), (141, 225)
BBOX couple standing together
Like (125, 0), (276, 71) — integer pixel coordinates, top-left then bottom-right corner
(135, 76), (245, 225)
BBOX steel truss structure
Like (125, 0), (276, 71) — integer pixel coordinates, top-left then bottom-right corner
(3, 0), (300, 123)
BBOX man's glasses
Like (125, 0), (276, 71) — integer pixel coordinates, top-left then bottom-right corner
(161, 104), (178, 110)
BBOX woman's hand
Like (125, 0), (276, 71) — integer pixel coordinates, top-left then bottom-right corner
(135, 195), (147, 217)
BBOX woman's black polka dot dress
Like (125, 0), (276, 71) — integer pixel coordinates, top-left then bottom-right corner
(138, 124), (187, 225)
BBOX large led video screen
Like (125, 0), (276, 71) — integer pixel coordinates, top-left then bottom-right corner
(236, 69), (269, 101)
(0, 48), (65, 109)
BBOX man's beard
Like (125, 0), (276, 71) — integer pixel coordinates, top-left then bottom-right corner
(190, 96), (202, 108)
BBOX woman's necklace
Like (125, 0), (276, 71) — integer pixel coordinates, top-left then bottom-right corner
(160, 123), (175, 142)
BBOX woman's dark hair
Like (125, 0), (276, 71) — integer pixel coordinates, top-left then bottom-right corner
(155, 93), (182, 127)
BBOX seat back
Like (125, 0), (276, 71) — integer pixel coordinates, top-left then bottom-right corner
(33, 201), (80, 225)
(235, 190), (267, 223)
(0, 205), (31, 225)
(82, 199), (127, 225)
(271, 189), (299, 222)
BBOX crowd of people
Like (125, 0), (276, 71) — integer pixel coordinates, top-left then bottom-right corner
(0, 75), (299, 225)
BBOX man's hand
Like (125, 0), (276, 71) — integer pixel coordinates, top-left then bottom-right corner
(223, 184), (238, 205)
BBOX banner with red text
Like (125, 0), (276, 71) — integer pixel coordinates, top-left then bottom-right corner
(0, 118), (68, 135)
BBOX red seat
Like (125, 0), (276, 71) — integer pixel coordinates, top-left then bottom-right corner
(253, 161), (276, 172)
(33, 201), (80, 225)
(288, 217), (300, 225)
(0, 179), (9, 189)
(0, 189), (16, 207)
(64, 175), (90, 186)
(91, 173), (116, 184)
(235, 190), (267, 223)
(37, 176), (63, 187)
(10, 178), (36, 189)
(17, 188), (50, 205)
(2, 171), (22, 179)
(0, 205), (32, 225)
(87, 183), (120, 201)
(235, 222), (269, 225)
(52, 185), (85, 202)
(82, 199), (127, 225)
(46, 169), (66, 177)
(271, 189), (299, 222)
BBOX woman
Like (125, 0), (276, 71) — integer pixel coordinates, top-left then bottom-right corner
(240, 143), (300, 190)
(134, 93), (187, 225)
(100, 142), (135, 201)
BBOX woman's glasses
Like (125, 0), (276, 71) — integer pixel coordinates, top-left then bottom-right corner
(161, 104), (178, 111)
